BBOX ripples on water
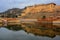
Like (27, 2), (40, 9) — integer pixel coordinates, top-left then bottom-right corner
(0, 23), (60, 40)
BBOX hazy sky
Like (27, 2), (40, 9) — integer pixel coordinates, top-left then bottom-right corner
(0, 0), (60, 12)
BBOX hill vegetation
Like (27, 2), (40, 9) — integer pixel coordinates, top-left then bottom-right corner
(0, 8), (23, 18)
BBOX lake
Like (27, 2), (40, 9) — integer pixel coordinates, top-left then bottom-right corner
(0, 23), (60, 40)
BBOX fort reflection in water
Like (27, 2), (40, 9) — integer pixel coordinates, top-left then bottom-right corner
(0, 22), (60, 38)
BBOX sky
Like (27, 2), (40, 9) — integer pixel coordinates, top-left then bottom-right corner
(0, 0), (60, 12)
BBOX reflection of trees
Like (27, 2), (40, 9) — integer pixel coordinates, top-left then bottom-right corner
(5, 25), (22, 31)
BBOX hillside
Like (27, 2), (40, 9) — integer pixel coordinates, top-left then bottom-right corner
(0, 8), (23, 18)
(21, 3), (60, 19)
(0, 3), (60, 19)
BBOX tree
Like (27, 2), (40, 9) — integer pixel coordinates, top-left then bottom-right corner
(42, 16), (46, 19)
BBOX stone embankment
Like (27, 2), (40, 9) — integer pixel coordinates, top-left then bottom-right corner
(0, 18), (21, 26)
(0, 18), (60, 27)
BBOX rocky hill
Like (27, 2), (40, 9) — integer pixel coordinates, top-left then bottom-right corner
(0, 8), (23, 18)
(21, 3), (60, 19)
(0, 3), (60, 19)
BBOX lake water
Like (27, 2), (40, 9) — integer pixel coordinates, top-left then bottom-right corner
(0, 23), (60, 40)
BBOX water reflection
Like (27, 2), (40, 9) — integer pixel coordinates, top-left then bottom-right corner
(21, 22), (60, 38)
(0, 22), (60, 40)
(5, 25), (22, 31)
(0, 27), (60, 40)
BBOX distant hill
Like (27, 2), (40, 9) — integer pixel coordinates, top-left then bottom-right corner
(0, 8), (23, 18)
